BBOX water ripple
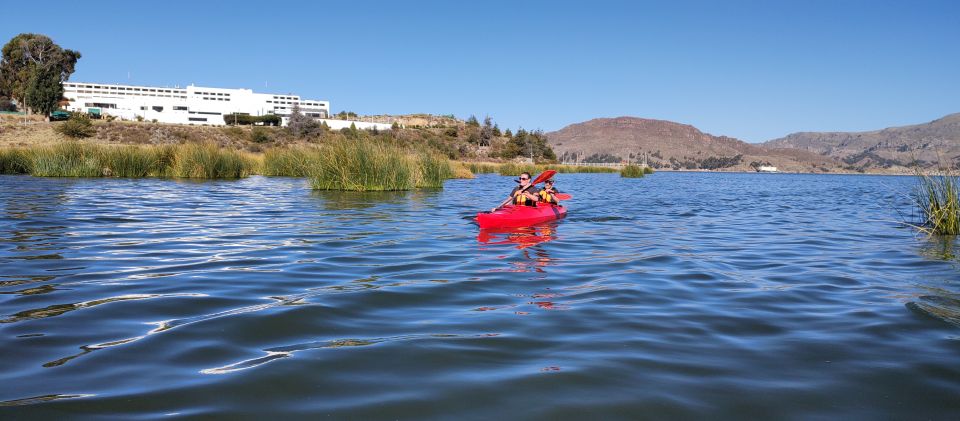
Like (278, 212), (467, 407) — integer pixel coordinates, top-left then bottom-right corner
(1, 173), (959, 419)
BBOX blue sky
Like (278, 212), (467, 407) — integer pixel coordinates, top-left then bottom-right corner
(3, 0), (958, 142)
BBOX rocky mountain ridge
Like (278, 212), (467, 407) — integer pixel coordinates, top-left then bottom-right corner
(547, 113), (960, 173)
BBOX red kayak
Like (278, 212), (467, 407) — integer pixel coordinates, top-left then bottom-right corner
(476, 203), (567, 228)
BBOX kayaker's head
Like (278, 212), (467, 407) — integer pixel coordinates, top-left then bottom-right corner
(544, 179), (554, 189)
(518, 172), (532, 187)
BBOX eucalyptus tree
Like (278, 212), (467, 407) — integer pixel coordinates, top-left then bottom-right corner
(0, 33), (81, 115)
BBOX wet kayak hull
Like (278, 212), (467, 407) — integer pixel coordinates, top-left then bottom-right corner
(476, 204), (567, 228)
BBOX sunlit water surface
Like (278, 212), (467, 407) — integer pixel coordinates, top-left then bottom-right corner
(1, 173), (958, 419)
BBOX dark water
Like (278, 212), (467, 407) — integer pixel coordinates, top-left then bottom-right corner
(1, 172), (959, 419)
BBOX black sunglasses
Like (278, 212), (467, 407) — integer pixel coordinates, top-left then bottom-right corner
(519, 177), (529, 180)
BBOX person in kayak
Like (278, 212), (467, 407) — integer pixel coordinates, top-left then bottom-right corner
(538, 179), (562, 205)
(491, 172), (540, 212)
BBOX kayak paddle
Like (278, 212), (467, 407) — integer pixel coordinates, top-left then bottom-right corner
(553, 193), (572, 200)
(492, 169), (557, 211)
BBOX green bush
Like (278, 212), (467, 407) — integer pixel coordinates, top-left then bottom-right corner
(250, 127), (272, 143)
(224, 113), (282, 126)
(54, 113), (96, 139)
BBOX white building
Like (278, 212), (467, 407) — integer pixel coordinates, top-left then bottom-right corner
(62, 82), (330, 126)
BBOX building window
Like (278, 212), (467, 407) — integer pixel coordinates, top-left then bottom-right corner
(152, 106), (163, 112)
(174, 106), (188, 111)
(188, 117), (207, 122)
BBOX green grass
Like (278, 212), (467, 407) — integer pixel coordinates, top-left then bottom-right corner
(620, 164), (645, 178)
(644, 166), (655, 175)
(914, 173), (960, 235)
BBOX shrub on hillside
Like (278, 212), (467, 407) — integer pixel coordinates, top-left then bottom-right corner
(54, 113), (96, 138)
(250, 127), (272, 143)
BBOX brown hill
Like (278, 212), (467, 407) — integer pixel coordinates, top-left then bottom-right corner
(546, 116), (837, 172)
(763, 113), (960, 171)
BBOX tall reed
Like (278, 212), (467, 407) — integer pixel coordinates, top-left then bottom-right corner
(0, 140), (465, 190)
(914, 173), (960, 235)
(263, 146), (323, 177)
(310, 139), (414, 191)
(98, 145), (162, 177)
(414, 151), (456, 188)
(620, 165), (645, 178)
(171, 143), (256, 179)
(466, 162), (500, 174)
(0, 148), (31, 174)
(30, 142), (103, 177)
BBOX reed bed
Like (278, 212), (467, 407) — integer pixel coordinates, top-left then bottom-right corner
(30, 142), (104, 177)
(466, 162), (500, 174)
(0, 142), (256, 179)
(309, 139), (416, 191)
(450, 161), (475, 179)
(497, 162), (618, 176)
(0, 148), (31, 174)
(913, 173), (960, 235)
(414, 151), (457, 188)
(171, 143), (257, 179)
(262, 146), (323, 177)
(620, 165), (645, 178)
(0, 140), (468, 190)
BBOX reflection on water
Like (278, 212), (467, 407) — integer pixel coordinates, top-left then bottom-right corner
(909, 236), (960, 328)
(1, 173), (959, 419)
(312, 189), (439, 211)
(478, 222), (559, 250)
(919, 235), (960, 262)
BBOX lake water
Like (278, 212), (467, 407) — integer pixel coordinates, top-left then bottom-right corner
(1, 172), (958, 419)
